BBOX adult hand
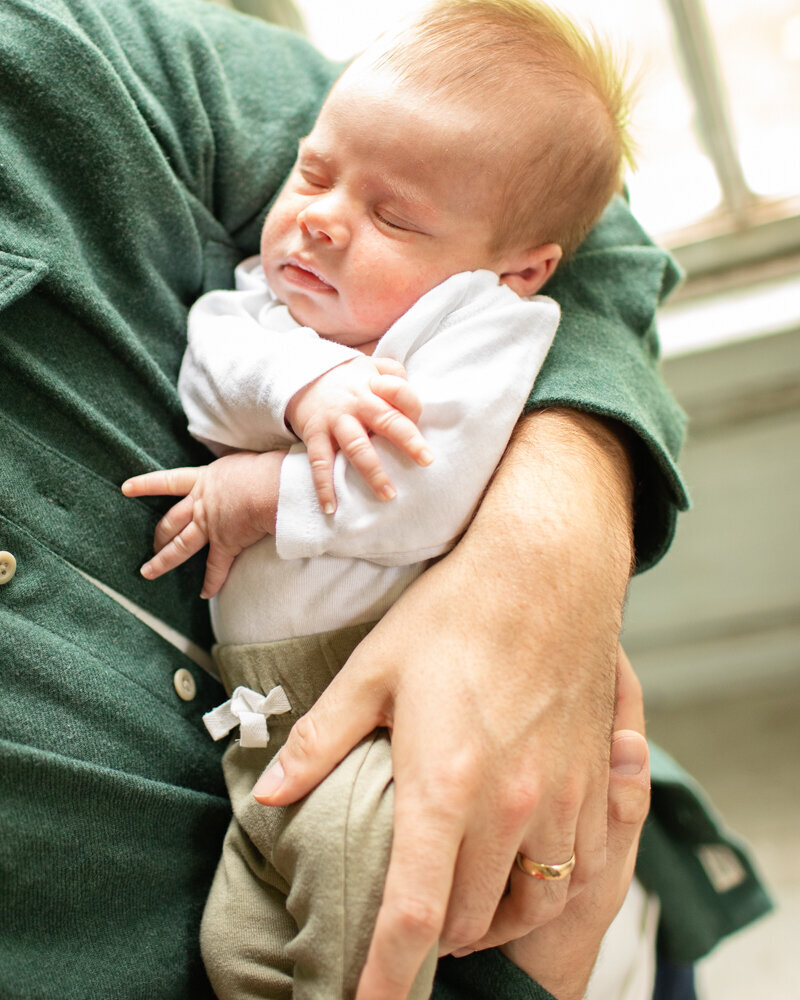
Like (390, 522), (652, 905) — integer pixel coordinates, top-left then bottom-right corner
(501, 646), (650, 1000)
(253, 409), (634, 999)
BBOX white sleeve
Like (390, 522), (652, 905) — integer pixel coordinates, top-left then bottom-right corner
(177, 265), (360, 453)
(276, 270), (560, 565)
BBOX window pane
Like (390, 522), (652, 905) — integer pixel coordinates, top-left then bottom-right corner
(704, 0), (800, 200)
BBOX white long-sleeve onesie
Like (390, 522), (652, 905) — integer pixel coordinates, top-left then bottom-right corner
(178, 258), (559, 645)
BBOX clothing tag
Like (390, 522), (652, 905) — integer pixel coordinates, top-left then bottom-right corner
(696, 844), (747, 893)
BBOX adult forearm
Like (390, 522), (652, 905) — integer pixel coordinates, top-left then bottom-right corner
(443, 405), (636, 952)
(468, 409), (633, 627)
(459, 405), (634, 672)
(253, 404), (639, 997)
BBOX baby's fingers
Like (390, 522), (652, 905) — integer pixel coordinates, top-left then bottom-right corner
(371, 357), (407, 380)
(153, 495), (195, 553)
(122, 467), (203, 498)
(366, 399), (433, 470)
(201, 547), (236, 600)
(305, 432), (338, 516)
(333, 414), (396, 502)
(370, 374), (422, 422)
(141, 517), (208, 581)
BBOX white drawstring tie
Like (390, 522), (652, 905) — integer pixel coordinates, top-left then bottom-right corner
(203, 685), (291, 748)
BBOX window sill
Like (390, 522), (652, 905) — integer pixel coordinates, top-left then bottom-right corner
(659, 256), (800, 358)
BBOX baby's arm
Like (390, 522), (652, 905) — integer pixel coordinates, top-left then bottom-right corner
(285, 357), (432, 515)
(122, 450), (285, 598)
(276, 272), (560, 565)
(180, 277), (431, 511)
(127, 274), (556, 594)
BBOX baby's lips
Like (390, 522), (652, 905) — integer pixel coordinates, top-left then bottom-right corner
(283, 260), (335, 292)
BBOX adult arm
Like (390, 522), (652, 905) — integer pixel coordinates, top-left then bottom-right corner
(255, 405), (635, 998)
(32, 3), (680, 994)
(253, 199), (689, 998)
(0, 3), (683, 998)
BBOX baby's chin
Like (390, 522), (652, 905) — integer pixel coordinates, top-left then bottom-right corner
(284, 301), (380, 349)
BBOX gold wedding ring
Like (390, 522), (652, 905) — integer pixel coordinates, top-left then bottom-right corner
(515, 851), (576, 881)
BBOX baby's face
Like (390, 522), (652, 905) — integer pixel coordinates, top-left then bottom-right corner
(260, 65), (507, 346)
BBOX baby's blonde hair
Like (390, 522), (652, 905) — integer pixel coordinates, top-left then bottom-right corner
(366, 0), (635, 258)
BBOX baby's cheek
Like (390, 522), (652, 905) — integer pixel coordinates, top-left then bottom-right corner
(353, 265), (429, 330)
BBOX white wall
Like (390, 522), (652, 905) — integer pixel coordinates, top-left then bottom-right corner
(623, 308), (800, 705)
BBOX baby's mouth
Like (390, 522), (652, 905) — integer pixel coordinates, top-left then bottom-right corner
(282, 260), (335, 293)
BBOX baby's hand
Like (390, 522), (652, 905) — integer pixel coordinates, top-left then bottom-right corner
(122, 450), (285, 598)
(285, 356), (433, 515)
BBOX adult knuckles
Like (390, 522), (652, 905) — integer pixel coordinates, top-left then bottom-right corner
(511, 881), (568, 928)
(387, 893), (446, 944)
(283, 712), (323, 772)
(609, 782), (649, 828)
(545, 777), (585, 827)
(571, 842), (606, 890)
(527, 893), (568, 929)
(497, 779), (542, 831)
(441, 913), (492, 951)
(418, 748), (481, 808)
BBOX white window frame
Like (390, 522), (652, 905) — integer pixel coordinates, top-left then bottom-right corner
(663, 0), (800, 281)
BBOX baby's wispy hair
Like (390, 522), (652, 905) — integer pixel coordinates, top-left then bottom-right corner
(364, 0), (637, 258)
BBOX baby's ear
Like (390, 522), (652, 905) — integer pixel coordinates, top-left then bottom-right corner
(499, 243), (562, 296)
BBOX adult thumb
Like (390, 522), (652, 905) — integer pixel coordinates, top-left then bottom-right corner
(252, 660), (387, 805)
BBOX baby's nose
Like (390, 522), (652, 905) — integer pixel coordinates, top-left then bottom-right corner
(297, 198), (349, 247)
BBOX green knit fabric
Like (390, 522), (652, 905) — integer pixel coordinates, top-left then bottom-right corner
(0, 1), (733, 998)
(637, 745), (773, 963)
(435, 952), (556, 1000)
(0, 0), (336, 646)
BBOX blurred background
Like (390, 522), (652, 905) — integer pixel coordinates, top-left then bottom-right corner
(219, 2), (800, 995)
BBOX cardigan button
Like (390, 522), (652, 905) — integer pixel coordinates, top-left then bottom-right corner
(0, 551), (17, 584)
(173, 668), (197, 702)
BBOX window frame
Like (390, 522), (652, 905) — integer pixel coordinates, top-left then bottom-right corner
(663, 0), (800, 280)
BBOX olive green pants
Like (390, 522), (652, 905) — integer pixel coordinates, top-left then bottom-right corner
(201, 623), (437, 1000)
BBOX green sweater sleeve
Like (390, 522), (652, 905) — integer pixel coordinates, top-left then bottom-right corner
(531, 196), (690, 572)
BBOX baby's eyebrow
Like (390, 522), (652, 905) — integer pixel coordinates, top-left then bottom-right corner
(296, 138), (327, 166)
(381, 176), (439, 220)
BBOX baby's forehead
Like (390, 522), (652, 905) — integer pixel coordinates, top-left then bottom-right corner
(322, 62), (516, 153)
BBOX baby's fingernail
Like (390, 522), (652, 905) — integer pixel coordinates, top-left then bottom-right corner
(380, 486), (396, 501)
(323, 502), (335, 515)
(418, 448), (434, 466)
(253, 759), (285, 800)
(121, 481), (132, 494)
(200, 589), (209, 600)
(140, 563), (153, 579)
(611, 733), (647, 775)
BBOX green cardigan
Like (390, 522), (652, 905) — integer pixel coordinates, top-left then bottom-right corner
(0, 1), (768, 998)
